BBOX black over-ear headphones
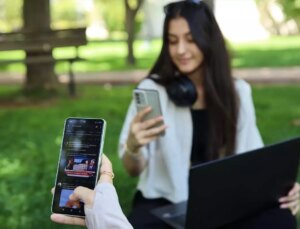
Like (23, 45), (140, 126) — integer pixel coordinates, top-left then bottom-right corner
(166, 75), (197, 107)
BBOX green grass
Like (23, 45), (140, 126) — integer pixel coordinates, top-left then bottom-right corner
(0, 36), (300, 74)
(0, 84), (300, 228)
(253, 85), (300, 143)
(231, 36), (300, 68)
(0, 85), (137, 229)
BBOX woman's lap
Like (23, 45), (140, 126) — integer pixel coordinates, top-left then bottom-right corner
(127, 191), (173, 229)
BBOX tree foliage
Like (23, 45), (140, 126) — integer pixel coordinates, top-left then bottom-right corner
(256, 0), (300, 34)
(96, 0), (144, 38)
(51, 0), (88, 29)
(277, 0), (300, 20)
(97, 0), (125, 32)
(0, 0), (22, 32)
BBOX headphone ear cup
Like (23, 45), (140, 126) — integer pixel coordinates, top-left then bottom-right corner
(166, 76), (197, 106)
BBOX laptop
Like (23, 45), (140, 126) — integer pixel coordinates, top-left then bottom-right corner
(151, 137), (300, 229)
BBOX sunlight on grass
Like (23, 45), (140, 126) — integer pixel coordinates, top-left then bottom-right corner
(231, 36), (300, 50)
(0, 159), (22, 176)
(231, 58), (244, 67)
(0, 36), (299, 73)
(0, 50), (25, 59)
(230, 36), (300, 68)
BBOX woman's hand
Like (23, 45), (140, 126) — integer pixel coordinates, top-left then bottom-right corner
(279, 182), (300, 215)
(50, 187), (89, 226)
(127, 106), (167, 152)
(99, 154), (114, 184)
(50, 154), (114, 226)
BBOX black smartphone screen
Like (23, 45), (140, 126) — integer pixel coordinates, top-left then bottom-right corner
(51, 118), (106, 217)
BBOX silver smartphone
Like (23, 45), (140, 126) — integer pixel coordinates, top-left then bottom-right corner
(51, 117), (106, 217)
(133, 89), (165, 135)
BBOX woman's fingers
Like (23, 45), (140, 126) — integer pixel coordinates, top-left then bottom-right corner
(140, 116), (164, 130)
(132, 106), (164, 132)
(133, 124), (167, 147)
(292, 204), (299, 215)
(99, 153), (114, 184)
(133, 106), (152, 122)
(50, 213), (86, 226)
(280, 198), (299, 209)
(129, 105), (167, 152)
(289, 182), (300, 196)
(279, 183), (300, 215)
(70, 186), (95, 209)
(279, 192), (299, 203)
(100, 154), (113, 173)
(280, 200), (299, 215)
(134, 115), (166, 138)
(140, 124), (167, 138)
(279, 183), (300, 203)
(130, 109), (166, 148)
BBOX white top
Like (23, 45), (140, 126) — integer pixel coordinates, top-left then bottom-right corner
(85, 183), (133, 229)
(118, 78), (263, 203)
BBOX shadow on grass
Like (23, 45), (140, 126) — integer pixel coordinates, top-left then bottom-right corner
(0, 85), (71, 108)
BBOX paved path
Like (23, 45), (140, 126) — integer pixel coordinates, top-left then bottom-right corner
(0, 67), (300, 85)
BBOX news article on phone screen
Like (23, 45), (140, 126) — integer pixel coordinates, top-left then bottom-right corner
(52, 118), (105, 217)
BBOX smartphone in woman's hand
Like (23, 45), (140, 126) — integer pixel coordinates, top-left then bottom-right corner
(133, 89), (165, 135)
(51, 117), (106, 217)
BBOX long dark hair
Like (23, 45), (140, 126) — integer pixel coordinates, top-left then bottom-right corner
(148, 1), (238, 160)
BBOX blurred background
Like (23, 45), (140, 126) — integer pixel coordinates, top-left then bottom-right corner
(0, 0), (300, 228)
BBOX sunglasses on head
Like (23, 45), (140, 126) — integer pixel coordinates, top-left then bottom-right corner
(163, 0), (202, 15)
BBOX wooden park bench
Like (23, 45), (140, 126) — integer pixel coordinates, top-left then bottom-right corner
(0, 27), (87, 96)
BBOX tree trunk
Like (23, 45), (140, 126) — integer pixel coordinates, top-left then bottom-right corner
(23, 0), (58, 94)
(125, 0), (144, 65)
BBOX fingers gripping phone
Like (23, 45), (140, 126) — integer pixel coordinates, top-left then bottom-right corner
(133, 89), (165, 135)
(51, 118), (106, 217)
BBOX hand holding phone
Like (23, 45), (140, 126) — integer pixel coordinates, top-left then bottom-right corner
(133, 89), (165, 135)
(51, 118), (106, 217)
(51, 154), (114, 226)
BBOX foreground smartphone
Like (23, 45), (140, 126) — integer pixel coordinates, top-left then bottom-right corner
(51, 117), (106, 217)
(133, 89), (165, 135)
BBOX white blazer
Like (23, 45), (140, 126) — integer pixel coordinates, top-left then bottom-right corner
(119, 78), (263, 203)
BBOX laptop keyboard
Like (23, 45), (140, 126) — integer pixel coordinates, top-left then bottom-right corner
(169, 214), (186, 227)
(152, 201), (187, 229)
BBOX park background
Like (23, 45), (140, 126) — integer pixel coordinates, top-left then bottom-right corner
(1, 0), (300, 228)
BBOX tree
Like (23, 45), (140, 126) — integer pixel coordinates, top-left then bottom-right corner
(123, 0), (212, 66)
(256, 0), (300, 35)
(124, 0), (144, 65)
(98, 0), (124, 33)
(23, 0), (59, 94)
(277, 0), (300, 29)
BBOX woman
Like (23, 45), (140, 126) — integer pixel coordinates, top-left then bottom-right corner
(119, 0), (300, 228)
